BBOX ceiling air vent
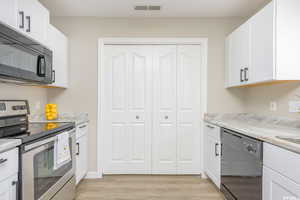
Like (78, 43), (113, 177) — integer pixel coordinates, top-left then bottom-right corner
(148, 6), (161, 11)
(134, 5), (161, 11)
(134, 5), (148, 11)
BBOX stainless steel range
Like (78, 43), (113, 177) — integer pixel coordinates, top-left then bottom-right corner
(221, 128), (263, 200)
(0, 100), (76, 200)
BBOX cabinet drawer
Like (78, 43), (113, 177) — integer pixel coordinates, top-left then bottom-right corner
(0, 148), (18, 182)
(204, 122), (220, 141)
(76, 123), (88, 139)
(264, 143), (300, 184)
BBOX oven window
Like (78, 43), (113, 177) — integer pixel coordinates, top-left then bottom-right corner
(0, 39), (38, 73)
(33, 139), (72, 200)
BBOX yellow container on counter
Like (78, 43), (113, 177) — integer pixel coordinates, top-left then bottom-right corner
(45, 104), (58, 120)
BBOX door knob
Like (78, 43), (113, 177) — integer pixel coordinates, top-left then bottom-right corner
(136, 116), (140, 119)
(165, 116), (168, 120)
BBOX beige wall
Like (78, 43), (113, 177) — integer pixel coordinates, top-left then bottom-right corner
(244, 82), (300, 119)
(0, 83), (47, 115)
(48, 17), (246, 172)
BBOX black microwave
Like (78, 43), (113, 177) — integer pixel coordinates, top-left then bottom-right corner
(0, 22), (52, 84)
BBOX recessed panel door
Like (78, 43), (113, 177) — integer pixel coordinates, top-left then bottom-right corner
(176, 45), (201, 174)
(103, 45), (152, 174)
(152, 45), (177, 174)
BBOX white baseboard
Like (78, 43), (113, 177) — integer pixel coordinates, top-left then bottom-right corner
(85, 171), (103, 179)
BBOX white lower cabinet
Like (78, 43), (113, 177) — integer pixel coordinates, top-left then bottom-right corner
(0, 175), (18, 200)
(75, 123), (88, 184)
(204, 122), (221, 188)
(263, 143), (300, 200)
(263, 166), (300, 200)
(0, 148), (19, 200)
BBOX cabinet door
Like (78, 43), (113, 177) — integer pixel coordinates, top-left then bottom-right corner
(204, 123), (221, 187)
(152, 45), (177, 174)
(250, 1), (275, 84)
(17, 0), (33, 33)
(17, 0), (49, 44)
(76, 135), (87, 184)
(27, 0), (49, 44)
(176, 45), (201, 174)
(0, 174), (18, 200)
(47, 24), (69, 88)
(263, 166), (300, 200)
(204, 133), (221, 188)
(0, 0), (17, 28)
(228, 22), (251, 86)
(103, 45), (152, 174)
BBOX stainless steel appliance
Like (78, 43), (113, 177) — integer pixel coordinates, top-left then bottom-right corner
(0, 22), (53, 84)
(0, 100), (76, 200)
(221, 128), (263, 200)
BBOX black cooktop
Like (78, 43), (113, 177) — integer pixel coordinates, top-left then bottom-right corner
(11, 122), (75, 143)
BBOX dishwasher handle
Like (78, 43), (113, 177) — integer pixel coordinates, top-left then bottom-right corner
(223, 129), (242, 139)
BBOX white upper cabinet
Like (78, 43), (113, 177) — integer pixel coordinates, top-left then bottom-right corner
(225, 0), (300, 88)
(0, 0), (49, 45)
(250, 1), (274, 84)
(0, 0), (18, 28)
(226, 22), (251, 87)
(17, 0), (49, 44)
(47, 24), (69, 88)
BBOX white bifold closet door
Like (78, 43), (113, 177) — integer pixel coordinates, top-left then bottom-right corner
(152, 45), (201, 174)
(103, 44), (201, 174)
(103, 45), (153, 174)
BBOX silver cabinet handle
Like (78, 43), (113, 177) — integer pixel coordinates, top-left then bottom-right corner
(240, 68), (244, 82)
(164, 116), (168, 120)
(12, 180), (19, 200)
(26, 16), (31, 32)
(244, 67), (249, 81)
(206, 124), (215, 129)
(76, 142), (80, 155)
(0, 158), (8, 165)
(215, 143), (219, 156)
(136, 116), (139, 119)
(19, 11), (24, 29)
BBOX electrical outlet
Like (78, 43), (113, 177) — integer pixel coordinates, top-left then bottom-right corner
(289, 101), (300, 113)
(270, 101), (277, 111)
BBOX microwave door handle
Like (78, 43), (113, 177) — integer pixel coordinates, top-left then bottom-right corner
(37, 55), (46, 77)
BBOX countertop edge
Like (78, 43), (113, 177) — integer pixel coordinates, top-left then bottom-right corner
(204, 118), (300, 155)
(0, 139), (22, 153)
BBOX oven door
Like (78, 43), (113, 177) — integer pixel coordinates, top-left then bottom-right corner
(21, 130), (75, 200)
(0, 23), (52, 84)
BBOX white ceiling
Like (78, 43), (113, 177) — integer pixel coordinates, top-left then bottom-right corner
(39, 0), (271, 18)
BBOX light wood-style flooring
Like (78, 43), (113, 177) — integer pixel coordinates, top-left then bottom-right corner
(76, 175), (224, 200)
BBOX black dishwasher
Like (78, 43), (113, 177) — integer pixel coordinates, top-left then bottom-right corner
(221, 128), (263, 200)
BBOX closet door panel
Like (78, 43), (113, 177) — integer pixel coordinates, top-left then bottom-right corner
(152, 45), (177, 174)
(177, 45), (201, 174)
(103, 45), (152, 174)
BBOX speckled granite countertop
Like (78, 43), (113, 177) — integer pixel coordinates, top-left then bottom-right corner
(0, 139), (21, 153)
(29, 113), (89, 126)
(204, 113), (300, 154)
